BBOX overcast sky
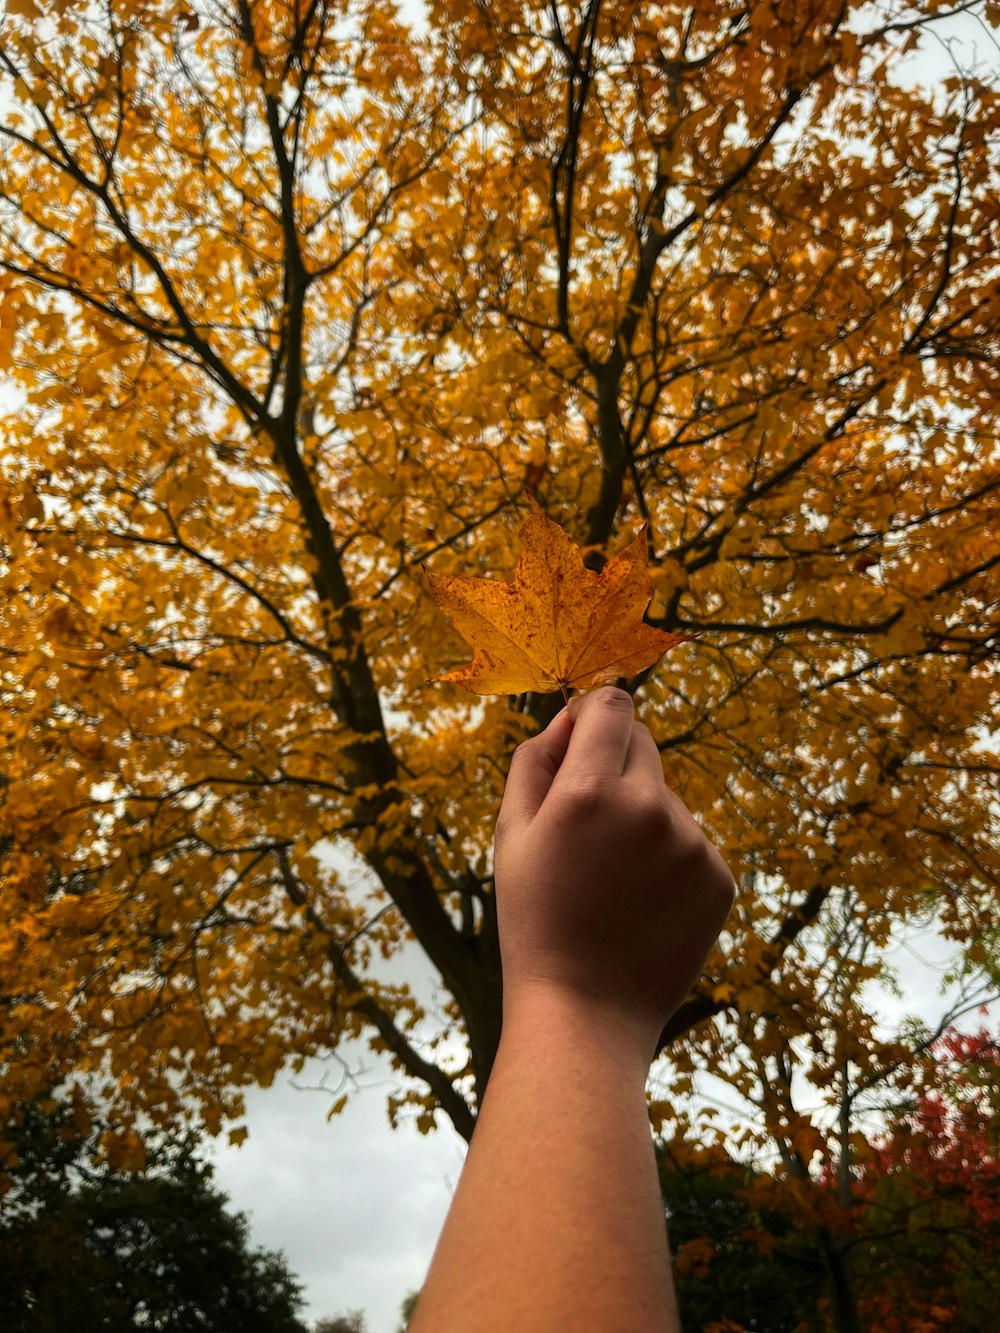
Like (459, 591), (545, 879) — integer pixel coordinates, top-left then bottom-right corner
(204, 1048), (463, 1333)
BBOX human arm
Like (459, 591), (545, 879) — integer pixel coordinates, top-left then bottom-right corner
(410, 687), (735, 1333)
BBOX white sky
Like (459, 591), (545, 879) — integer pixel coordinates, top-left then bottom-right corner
(204, 1053), (463, 1332)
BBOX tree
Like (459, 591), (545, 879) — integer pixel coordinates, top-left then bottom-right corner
(0, 1094), (309, 1333)
(657, 1145), (825, 1332)
(313, 1315), (369, 1333)
(311, 1293), (417, 1333)
(845, 1027), (1000, 1332)
(655, 1018), (1000, 1333)
(1, 0), (997, 1149)
(397, 1291), (420, 1331)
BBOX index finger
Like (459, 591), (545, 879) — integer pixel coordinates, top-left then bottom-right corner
(556, 686), (636, 781)
(622, 715), (672, 792)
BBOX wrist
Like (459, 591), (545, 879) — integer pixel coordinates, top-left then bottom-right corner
(500, 981), (657, 1085)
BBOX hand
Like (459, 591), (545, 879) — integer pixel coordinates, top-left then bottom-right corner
(494, 687), (735, 1056)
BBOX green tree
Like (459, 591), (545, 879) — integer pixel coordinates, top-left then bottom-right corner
(656, 1023), (1000, 1332)
(658, 1146), (825, 1332)
(397, 1291), (420, 1331)
(313, 1314), (369, 1333)
(0, 1095), (309, 1333)
(843, 1027), (1000, 1333)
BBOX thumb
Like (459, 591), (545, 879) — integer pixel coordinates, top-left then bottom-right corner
(497, 707), (574, 831)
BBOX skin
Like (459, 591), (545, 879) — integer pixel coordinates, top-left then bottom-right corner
(410, 686), (736, 1333)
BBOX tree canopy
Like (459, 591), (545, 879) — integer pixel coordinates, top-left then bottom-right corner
(846, 1027), (1000, 1332)
(657, 1026), (1000, 1333)
(0, 1094), (309, 1333)
(1, 0), (997, 1150)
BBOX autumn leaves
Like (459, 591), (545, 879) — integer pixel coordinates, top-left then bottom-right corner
(425, 496), (691, 697)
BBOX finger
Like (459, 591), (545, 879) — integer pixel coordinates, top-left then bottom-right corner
(558, 686), (635, 780)
(658, 783), (734, 899)
(622, 718), (670, 791)
(497, 707), (575, 832)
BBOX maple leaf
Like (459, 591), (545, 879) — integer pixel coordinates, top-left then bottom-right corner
(425, 498), (691, 695)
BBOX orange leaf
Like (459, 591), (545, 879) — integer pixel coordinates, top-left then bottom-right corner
(674, 1235), (716, 1278)
(425, 497), (691, 695)
(6, 0), (43, 18)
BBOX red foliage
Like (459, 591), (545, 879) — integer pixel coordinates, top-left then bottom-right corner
(847, 1027), (999, 1332)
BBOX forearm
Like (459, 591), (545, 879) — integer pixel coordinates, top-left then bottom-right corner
(411, 989), (681, 1333)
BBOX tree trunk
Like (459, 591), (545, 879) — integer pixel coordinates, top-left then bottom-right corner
(817, 1227), (864, 1333)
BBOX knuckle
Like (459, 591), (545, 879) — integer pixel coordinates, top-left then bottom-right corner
(628, 795), (673, 839)
(717, 864), (738, 910)
(689, 837), (720, 876)
(673, 827), (721, 874)
(553, 776), (607, 822)
(691, 840), (736, 907)
(506, 736), (539, 770)
(593, 686), (634, 712)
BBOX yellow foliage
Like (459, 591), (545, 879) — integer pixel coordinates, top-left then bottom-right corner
(674, 1235), (717, 1279)
(0, 0), (996, 1161)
